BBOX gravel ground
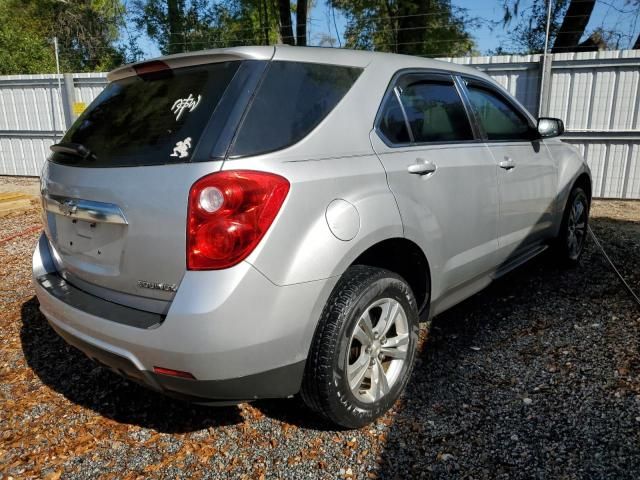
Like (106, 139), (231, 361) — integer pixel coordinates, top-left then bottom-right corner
(1, 184), (639, 479)
(0, 176), (40, 197)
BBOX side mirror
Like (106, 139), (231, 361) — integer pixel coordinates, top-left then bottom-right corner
(537, 117), (564, 138)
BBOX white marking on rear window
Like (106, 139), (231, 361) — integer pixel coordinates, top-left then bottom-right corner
(171, 94), (202, 121)
(170, 137), (192, 158)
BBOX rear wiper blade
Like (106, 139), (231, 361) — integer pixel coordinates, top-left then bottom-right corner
(50, 142), (97, 160)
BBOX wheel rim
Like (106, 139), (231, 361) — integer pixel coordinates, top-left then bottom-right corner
(567, 195), (587, 258)
(346, 298), (409, 404)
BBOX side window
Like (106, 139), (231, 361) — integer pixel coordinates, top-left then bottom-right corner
(399, 80), (473, 143)
(378, 93), (411, 144)
(465, 84), (533, 141)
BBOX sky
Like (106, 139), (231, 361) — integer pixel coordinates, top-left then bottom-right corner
(135, 0), (640, 58)
(451, 0), (640, 53)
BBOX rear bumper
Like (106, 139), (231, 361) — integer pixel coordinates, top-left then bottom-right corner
(33, 233), (336, 402)
(47, 318), (305, 404)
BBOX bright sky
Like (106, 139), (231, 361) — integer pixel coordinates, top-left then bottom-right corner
(451, 0), (640, 53)
(134, 0), (640, 58)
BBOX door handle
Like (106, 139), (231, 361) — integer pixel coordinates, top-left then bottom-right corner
(499, 157), (515, 170)
(408, 160), (436, 176)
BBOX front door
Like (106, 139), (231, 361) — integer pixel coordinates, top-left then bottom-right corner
(462, 78), (558, 266)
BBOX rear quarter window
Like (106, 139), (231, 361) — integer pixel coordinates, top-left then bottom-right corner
(229, 61), (362, 157)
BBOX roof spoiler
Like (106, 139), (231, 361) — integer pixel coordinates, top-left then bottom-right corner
(107, 46), (276, 82)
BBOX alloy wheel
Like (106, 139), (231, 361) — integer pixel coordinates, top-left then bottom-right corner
(346, 298), (409, 403)
(567, 195), (587, 258)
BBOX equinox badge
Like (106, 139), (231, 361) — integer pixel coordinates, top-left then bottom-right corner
(137, 280), (177, 292)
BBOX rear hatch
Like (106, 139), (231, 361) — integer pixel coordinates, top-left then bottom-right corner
(41, 56), (268, 312)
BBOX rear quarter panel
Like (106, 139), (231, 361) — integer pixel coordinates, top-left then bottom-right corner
(221, 60), (406, 286)
(228, 154), (403, 286)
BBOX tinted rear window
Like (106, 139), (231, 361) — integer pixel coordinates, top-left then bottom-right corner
(52, 61), (241, 167)
(230, 61), (362, 157)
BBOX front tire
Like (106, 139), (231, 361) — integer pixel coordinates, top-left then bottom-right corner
(301, 266), (420, 428)
(555, 185), (590, 265)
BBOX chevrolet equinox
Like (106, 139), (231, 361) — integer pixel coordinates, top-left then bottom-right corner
(33, 46), (591, 428)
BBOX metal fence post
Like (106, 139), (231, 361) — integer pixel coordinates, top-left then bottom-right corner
(538, 0), (554, 117)
(60, 73), (76, 129)
(538, 54), (553, 117)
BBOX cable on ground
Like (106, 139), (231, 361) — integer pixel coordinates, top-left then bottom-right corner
(588, 225), (640, 308)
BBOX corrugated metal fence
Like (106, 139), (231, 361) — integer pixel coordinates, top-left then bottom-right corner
(442, 50), (640, 199)
(1, 50), (639, 199)
(0, 72), (107, 176)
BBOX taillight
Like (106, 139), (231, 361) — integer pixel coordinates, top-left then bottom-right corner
(187, 170), (290, 270)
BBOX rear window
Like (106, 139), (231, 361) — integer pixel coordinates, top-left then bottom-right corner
(229, 61), (362, 157)
(51, 61), (241, 167)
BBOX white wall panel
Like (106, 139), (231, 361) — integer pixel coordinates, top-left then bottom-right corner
(625, 144), (640, 198)
(610, 69), (639, 130)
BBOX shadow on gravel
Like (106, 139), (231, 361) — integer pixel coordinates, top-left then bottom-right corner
(373, 218), (640, 478)
(20, 297), (244, 433)
(251, 397), (341, 431)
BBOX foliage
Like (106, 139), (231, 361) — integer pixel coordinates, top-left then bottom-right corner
(0, 0), (127, 74)
(500, 0), (638, 54)
(501, 0), (569, 54)
(130, 0), (281, 54)
(332, 0), (476, 57)
(0, 0), (56, 74)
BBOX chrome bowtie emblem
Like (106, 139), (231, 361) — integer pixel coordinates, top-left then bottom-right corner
(60, 199), (78, 216)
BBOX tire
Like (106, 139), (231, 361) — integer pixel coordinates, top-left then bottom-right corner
(301, 265), (420, 428)
(555, 185), (590, 266)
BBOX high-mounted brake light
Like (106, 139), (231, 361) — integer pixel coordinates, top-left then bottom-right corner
(133, 60), (170, 76)
(187, 170), (290, 270)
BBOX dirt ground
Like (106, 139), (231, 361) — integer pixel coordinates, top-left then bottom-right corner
(1, 177), (639, 479)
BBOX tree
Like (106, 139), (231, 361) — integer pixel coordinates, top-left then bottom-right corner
(296, 0), (308, 46)
(501, 0), (569, 53)
(333, 0), (475, 56)
(503, 0), (640, 54)
(0, 0), (127, 74)
(0, 0), (56, 74)
(275, 0), (308, 46)
(630, 0), (640, 49)
(551, 0), (596, 52)
(131, 0), (282, 54)
(503, 0), (605, 54)
(276, 0), (295, 44)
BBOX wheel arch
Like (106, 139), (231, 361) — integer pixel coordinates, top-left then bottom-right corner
(348, 237), (431, 314)
(574, 172), (592, 202)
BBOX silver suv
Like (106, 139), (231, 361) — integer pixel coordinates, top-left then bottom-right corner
(33, 46), (591, 428)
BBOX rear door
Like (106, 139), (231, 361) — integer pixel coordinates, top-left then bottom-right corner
(370, 71), (499, 299)
(41, 60), (265, 312)
(461, 77), (557, 264)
